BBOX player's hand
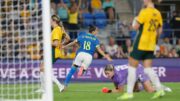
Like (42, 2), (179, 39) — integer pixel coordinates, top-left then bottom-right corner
(102, 87), (111, 93)
(61, 45), (65, 49)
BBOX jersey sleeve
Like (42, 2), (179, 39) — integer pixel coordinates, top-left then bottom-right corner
(95, 39), (100, 48)
(77, 35), (82, 43)
(113, 82), (119, 89)
(136, 9), (146, 24)
(52, 27), (62, 41)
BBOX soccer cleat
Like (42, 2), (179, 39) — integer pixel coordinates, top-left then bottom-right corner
(35, 88), (45, 93)
(117, 93), (133, 100)
(58, 85), (65, 93)
(164, 87), (172, 92)
(151, 90), (165, 99)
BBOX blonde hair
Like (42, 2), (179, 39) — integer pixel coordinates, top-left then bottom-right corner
(51, 15), (61, 26)
(104, 64), (114, 72)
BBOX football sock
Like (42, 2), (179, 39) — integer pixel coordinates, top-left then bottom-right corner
(64, 66), (77, 86)
(127, 66), (136, 94)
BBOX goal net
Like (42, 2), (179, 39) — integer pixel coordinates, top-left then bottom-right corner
(0, 0), (53, 101)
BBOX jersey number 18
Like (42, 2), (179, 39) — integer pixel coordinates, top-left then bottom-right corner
(83, 41), (91, 50)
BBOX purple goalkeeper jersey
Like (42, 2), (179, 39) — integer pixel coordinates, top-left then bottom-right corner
(112, 64), (149, 87)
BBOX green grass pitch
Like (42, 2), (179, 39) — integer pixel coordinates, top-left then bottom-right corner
(54, 82), (180, 101)
(0, 82), (179, 101)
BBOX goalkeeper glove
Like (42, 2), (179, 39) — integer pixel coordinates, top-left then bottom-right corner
(102, 87), (112, 93)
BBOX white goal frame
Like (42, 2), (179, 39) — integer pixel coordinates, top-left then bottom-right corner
(42, 0), (53, 101)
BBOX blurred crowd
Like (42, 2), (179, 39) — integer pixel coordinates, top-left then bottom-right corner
(0, 0), (43, 60)
(0, 0), (180, 61)
(50, 0), (116, 39)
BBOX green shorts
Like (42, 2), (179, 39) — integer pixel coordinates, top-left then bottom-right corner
(52, 47), (58, 64)
(130, 48), (155, 60)
(131, 25), (155, 60)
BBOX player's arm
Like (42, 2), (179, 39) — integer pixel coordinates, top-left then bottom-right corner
(112, 85), (124, 93)
(96, 46), (112, 61)
(132, 10), (145, 30)
(156, 13), (163, 43)
(52, 39), (60, 47)
(102, 84), (124, 93)
(61, 0), (69, 11)
(77, 0), (82, 12)
(132, 17), (140, 30)
(62, 27), (70, 45)
(156, 26), (163, 43)
(62, 39), (77, 49)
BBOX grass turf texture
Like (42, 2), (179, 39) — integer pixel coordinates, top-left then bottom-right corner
(55, 83), (180, 101)
(0, 83), (179, 101)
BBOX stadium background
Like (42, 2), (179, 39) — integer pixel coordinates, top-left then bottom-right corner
(0, 0), (180, 101)
(1, 0), (180, 59)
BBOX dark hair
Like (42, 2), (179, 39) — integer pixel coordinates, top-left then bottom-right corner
(89, 25), (96, 33)
(104, 64), (114, 72)
(51, 15), (60, 24)
(152, 0), (161, 3)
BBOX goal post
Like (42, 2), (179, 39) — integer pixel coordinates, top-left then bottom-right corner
(0, 0), (53, 101)
(42, 0), (53, 101)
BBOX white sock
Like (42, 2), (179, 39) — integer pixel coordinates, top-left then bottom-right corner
(52, 75), (63, 88)
(127, 66), (136, 94)
(40, 72), (45, 90)
(144, 68), (162, 91)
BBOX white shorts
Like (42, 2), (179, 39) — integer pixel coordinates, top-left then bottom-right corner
(73, 52), (92, 70)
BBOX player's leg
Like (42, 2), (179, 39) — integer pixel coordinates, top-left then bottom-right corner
(77, 53), (93, 77)
(64, 64), (78, 86)
(127, 57), (139, 94)
(52, 74), (65, 92)
(118, 56), (139, 100)
(143, 80), (155, 93)
(143, 58), (165, 99)
(77, 65), (85, 77)
(143, 59), (162, 91)
(35, 63), (45, 93)
(161, 85), (172, 92)
(118, 48), (144, 100)
(143, 79), (172, 93)
(64, 53), (82, 86)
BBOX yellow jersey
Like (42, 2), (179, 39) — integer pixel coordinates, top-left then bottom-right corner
(136, 7), (163, 51)
(51, 26), (64, 58)
(68, 11), (78, 24)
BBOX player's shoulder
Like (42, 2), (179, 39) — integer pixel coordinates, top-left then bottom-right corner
(153, 8), (161, 15)
(52, 26), (62, 32)
(139, 8), (146, 14)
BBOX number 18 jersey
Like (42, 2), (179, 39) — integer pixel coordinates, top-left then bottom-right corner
(77, 33), (100, 56)
(135, 7), (163, 51)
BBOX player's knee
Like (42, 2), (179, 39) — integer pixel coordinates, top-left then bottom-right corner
(73, 64), (79, 68)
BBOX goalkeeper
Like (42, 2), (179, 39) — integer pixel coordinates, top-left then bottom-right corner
(102, 64), (171, 93)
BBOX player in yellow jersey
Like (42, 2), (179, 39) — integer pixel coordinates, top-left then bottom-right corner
(118, 0), (165, 100)
(35, 15), (70, 93)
